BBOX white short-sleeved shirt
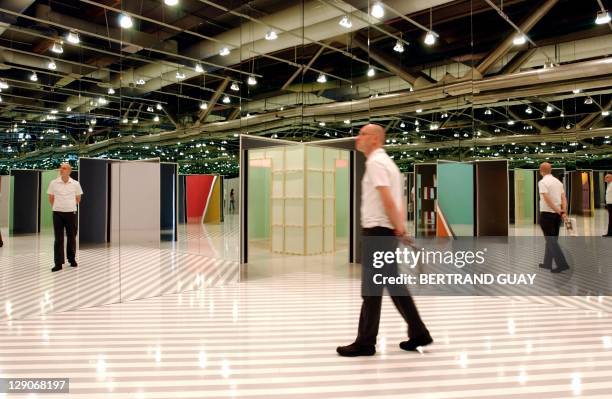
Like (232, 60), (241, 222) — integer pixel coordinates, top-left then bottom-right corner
(538, 174), (564, 213)
(606, 182), (612, 205)
(361, 148), (403, 229)
(47, 177), (83, 212)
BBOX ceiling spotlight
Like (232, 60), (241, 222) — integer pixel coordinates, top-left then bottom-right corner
(541, 114), (546, 119)
(507, 120), (515, 125)
(176, 71), (186, 80)
(156, 103), (162, 110)
(484, 108), (492, 115)
(316, 73), (327, 83)
(119, 13), (133, 29)
(195, 63), (204, 73)
(219, 47), (230, 56)
(414, 120), (420, 125)
(546, 105), (553, 112)
(153, 115), (160, 122)
(222, 95), (230, 104)
(393, 40), (405, 53)
(0, 80), (8, 90)
(525, 107), (532, 114)
(572, 88), (581, 94)
(66, 31), (80, 44)
(339, 15), (352, 29)
(595, 10), (611, 24)
(400, 122), (405, 128)
(136, 79), (146, 85)
(512, 35), (527, 45)
(247, 75), (257, 86)
(122, 117), (128, 123)
(50, 109), (58, 114)
(344, 119), (350, 124)
(371, 2), (384, 19)
(367, 67), (375, 77)
(602, 110), (610, 116)
(21, 119), (26, 124)
(584, 97), (593, 105)
(90, 117), (97, 124)
(164, 0), (179, 5)
(319, 121), (326, 126)
(88, 127), (93, 133)
(132, 117), (138, 124)
(200, 101), (208, 110)
(106, 87), (115, 95)
(424, 31), (436, 46)
(147, 106), (154, 112)
(543, 60), (554, 69)
(98, 97), (107, 105)
(29, 71), (38, 82)
(66, 106), (71, 112)
(264, 31), (278, 41)
(565, 123), (572, 130)
(416, 109), (423, 113)
(47, 59), (57, 70)
(51, 41), (64, 54)
(429, 123), (439, 130)
(230, 82), (239, 91)
(560, 112), (565, 117)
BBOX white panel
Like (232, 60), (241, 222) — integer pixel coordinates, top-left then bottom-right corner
(324, 172), (334, 197)
(284, 226), (304, 254)
(272, 173), (284, 197)
(118, 161), (161, 245)
(271, 226), (284, 252)
(110, 163), (121, 244)
(324, 149), (339, 170)
(285, 171), (303, 197)
(284, 198), (304, 226)
(324, 199), (335, 225)
(271, 199), (284, 224)
(307, 146), (323, 169)
(324, 226), (334, 252)
(284, 146), (304, 170)
(223, 177), (240, 215)
(266, 148), (285, 171)
(249, 149), (265, 160)
(307, 171), (323, 197)
(0, 176), (9, 227)
(306, 226), (322, 254)
(307, 199), (323, 226)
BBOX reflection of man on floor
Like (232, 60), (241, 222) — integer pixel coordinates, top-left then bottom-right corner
(604, 174), (612, 237)
(538, 162), (570, 273)
(336, 123), (432, 357)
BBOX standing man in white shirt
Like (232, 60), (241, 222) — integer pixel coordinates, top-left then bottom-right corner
(537, 162), (569, 273)
(604, 173), (612, 237)
(336, 124), (432, 357)
(47, 163), (83, 272)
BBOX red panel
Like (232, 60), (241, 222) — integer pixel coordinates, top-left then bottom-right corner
(186, 175), (215, 223)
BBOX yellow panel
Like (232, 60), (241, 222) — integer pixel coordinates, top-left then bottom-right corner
(204, 177), (222, 224)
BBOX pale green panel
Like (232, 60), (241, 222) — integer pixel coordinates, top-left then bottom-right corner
(285, 171), (303, 198)
(248, 166), (270, 240)
(437, 163), (474, 236)
(514, 169), (535, 224)
(335, 161), (349, 238)
(285, 146), (304, 170)
(40, 170), (57, 230)
(266, 148), (285, 171)
(307, 171), (323, 198)
(306, 146), (323, 169)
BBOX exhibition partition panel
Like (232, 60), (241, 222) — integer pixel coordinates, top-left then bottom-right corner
(203, 176), (222, 224)
(39, 170), (57, 230)
(0, 175), (9, 228)
(437, 161), (474, 237)
(78, 158), (110, 245)
(414, 163), (437, 237)
(9, 169), (41, 234)
(406, 172), (415, 222)
(185, 174), (221, 224)
(248, 156), (272, 241)
(508, 170), (515, 224)
(514, 169), (536, 225)
(223, 177), (239, 216)
(178, 175), (186, 224)
(476, 160), (509, 236)
(160, 163), (178, 241)
(335, 154), (350, 239)
(568, 170), (595, 216)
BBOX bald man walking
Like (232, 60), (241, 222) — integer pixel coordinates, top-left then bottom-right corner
(538, 162), (569, 273)
(337, 124), (432, 357)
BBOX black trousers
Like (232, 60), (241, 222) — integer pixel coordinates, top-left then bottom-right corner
(356, 226), (428, 346)
(607, 204), (612, 236)
(539, 212), (569, 269)
(53, 211), (77, 266)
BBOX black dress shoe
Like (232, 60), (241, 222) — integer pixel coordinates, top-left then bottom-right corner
(51, 265), (62, 272)
(551, 265), (570, 273)
(539, 263), (551, 269)
(603, 234), (612, 237)
(69, 261), (78, 267)
(336, 342), (376, 357)
(400, 334), (433, 351)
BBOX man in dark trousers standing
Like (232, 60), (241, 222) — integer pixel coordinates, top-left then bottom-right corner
(336, 123), (432, 357)
(538, 162), (569, 273)
(47, 163), (83, 272)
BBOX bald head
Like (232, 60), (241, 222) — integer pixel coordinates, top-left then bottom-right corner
(356, 123), (385, 155)
(59, 162), (72, 180)
(605, 173), (612, 183)
(539, 162), (552, 176)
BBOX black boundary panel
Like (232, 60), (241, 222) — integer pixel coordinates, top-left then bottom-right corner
(240, 149), (248, 264)
(178, 175), (186, 224)
(509, 170), (515, 224)
(476, 160), (509, 236)
(160, 163), (177, 241)
(220, 176), (224, 223)
(78, 158), (109, 244)
(11, 170), (40, 234)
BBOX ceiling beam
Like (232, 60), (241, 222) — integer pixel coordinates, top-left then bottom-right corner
(477, 0), (559, 76)
(281, 45), (326, 91)
(196, 78), (230, 125)
(500, 48), (537, 75)
(577, 98), (612, 130)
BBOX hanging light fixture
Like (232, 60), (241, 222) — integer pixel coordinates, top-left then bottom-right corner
(424, 31), (436, 45)
(222, 95), (230, 104)
(51, 41), (64, 54)
(339, 15), (352, 29)
(484, 108), (492, 115)
(200, 102), (208, 110)
(164, 0), (179, 6)
(525, 107), (532, 114)
(153, 115), (160, 122)
(367, 67), (375, 77)
(66, 30), (80, 44)
(602, 110), (610, 116)
(47, 59), (57, 70)
(545, 105), (553, 112)
(147, 106), (154, 112)
(132, 117), (138, 124)
(584, 97), (593, 105)
(371, 2), (384, 18)
(29, 71), (38, 82)
(108, 87), (115, 95)
(50, 109), (58, 114)
(156, 103), (162, 110)
(512, 35), (527, 45)
(264, 31), (278, 41)
(90, 117), (97, 125)
(393, 40), (405, 53)
(176, 71), (186, 80)
(122, 117), (129, 123)
(119, 13), (133, 29)
(219, 47), (230, 56)
(316, 73), (327, 83)
(66, 106), (71, 112)
(230, 82), (239, 91)
(0, 80), (7, 89)
(247, 75), (257, 85)
(572, 88), (581, 94)
(195, 63), (204, 73)
(595, 10), (611, 24)
(136, 78), (146, 85)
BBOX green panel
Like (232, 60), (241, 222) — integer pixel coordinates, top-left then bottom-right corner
(514, 169), (535, 224)
(437, 162), (474, 236)
(248, 166), (270, 239)
(8, 176), (14, 232)
(40, 171), (57, 230)
(335, 163), (349, 238)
